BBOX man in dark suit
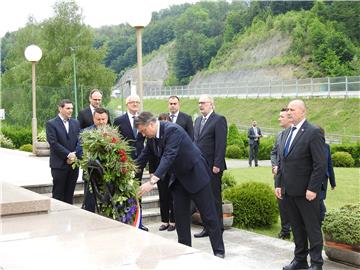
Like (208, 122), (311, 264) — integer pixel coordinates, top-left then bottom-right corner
(317, 126), (336, 224)
(136, 112), (225, 258)
(77, 89), (110, 129)
(168, 95), (193, 139)
(77, 108), (109, 212)
(193, 95), (227, 238)
(46, 99), (81, 204)
(275, 100), (326, 270)
(77, 89), (110, 211)
(270, 108), (293, 240)
(248, 120), (262, 167)
(113, 94), (147, 231)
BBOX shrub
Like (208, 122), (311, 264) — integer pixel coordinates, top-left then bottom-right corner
(323, 203), (360, 245)
(258, 136), (275, 160)
(37, 130), (47, 142)
(226, 145), (242, 159)
(1, 125), (32, 148)
(223, 182), (278, 228)
(19, 144), (33, 152)
(0, 133), (15, 149)
(331, 143), (360, 160)
(332, 152), (355, 167)
(221, 171), (237, 191)
(227, 124), (242, 146)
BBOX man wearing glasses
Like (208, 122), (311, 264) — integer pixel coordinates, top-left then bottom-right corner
(113, 94), (148, 231)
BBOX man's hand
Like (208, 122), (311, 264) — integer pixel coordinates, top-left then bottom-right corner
(275, 187), (282, 199)
(272, 166), (278, 175)
(306, 190), (317, 201)
(137, 181), (155, 197)
(212, 166), (220, 174)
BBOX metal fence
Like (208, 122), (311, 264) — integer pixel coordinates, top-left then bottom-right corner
(144, 76), (360, 99)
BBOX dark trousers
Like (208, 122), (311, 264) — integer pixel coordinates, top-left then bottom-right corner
(211, 172), (224, 231)
(51, 167), (79, 204)
(284, 195), (323, 266)
(157, 173), (175, 223)
(319, 199), (326, 223)
(83, 180), (96, 212)
(249, 142), (259, 166)
(171, 181), (225, 255)
(278, 198), (291, 234)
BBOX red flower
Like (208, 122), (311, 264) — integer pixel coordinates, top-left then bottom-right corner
(111, 137), (119, 143)
(117, 149), (127, 162)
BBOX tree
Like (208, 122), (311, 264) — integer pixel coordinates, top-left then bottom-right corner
(1, 0), (115, 127)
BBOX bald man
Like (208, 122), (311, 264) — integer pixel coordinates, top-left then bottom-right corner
(275, 100), (326, 270)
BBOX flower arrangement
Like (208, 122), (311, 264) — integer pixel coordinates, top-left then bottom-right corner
(75, 125), (140, 224)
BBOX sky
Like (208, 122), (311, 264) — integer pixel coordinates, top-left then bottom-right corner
(0, 0), (199, 38)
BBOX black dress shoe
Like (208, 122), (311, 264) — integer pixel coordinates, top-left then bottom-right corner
(278, 231), (291, 240)
(194, 229), (209, 238)
(214, 253), (225, 259)
(282, 260), (309, 270)
(167, 224), (176, 231)
(159, 224), (169, 231)
(140, 224), (149, 232)
(308, 265), (322, 270)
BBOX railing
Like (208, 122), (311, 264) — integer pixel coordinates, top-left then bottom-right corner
(144, 76), (360, 99)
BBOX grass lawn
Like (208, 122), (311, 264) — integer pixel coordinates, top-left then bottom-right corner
(227, 166), (360, 238)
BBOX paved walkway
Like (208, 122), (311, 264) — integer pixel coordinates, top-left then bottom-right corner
(0, 148), (357, 269)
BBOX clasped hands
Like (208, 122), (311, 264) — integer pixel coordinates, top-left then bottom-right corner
(66, 152), (77, 165)
(275, 187), (317, 201)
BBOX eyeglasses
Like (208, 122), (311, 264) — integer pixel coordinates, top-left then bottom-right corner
(198, 101), (210, 105)
(169, 103), (178, 105)
(128, 101), (140, 104)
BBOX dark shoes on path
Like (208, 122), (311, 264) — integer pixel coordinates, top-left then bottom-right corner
(194, 229), (209, 238)
(282, 260), (309, 270)
(159, 223), (176, 231)
(278, 231), (291, 240)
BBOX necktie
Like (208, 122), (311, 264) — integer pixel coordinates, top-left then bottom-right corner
(283, 127), (297, 156)
(170, 114), (176, 122)
(199, 117), (207, 134)
(63, 119), (69, 133)
(132, 116), (137, 138)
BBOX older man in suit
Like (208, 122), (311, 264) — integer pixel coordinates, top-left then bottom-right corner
(275, 100), (326, 270)
(136, 112), (225, 258)
(77, 89), (110, 129)
(113, 94), (147, 231)
(46, 99), (81, 204)
(193, 95), (227, 238)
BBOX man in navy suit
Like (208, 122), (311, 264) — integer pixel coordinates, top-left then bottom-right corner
(46, 99), (81, 204)
(168, 95), (193, 139)
(275, 100), (326, 270)
(136, 112), (225, 258)
(248, 120), (262, 167)
(77, 89), (110, 129)
(193, 95), (227, 238)
(113, 94), (147, 231)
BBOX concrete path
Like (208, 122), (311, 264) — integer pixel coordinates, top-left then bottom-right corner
(0, 148), (357, 269)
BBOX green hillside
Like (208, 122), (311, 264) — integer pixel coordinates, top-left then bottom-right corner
(109, 98), (360, 137)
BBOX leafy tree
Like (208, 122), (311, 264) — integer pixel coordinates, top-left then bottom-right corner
(1, 0), (115, 127)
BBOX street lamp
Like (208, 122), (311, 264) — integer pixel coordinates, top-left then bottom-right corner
(70, 47), (78, 117)
(128, 12), (151, 111)
(24, 44), (42, 155)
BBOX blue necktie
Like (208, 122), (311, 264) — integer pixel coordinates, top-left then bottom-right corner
(284, 127), (296, 156)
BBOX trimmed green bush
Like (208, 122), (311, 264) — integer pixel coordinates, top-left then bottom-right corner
(332, 152), (355, 167)
(19, 144), (33, 152)
(258, 136), (275, 160)
(0, 133), (15, 149)
(221, 171), (237, 191)
(331, 143), (360, 160)
(227, 124), (242, 146)
(223, 182), (278, 228)
(323, 203), (360, 245)
(1, 125), (32, 148)
(226, 145), (242, 159)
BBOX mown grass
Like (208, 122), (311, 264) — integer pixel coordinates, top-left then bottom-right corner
(108, 98), (360, 137)
(227, 166), (360, 238)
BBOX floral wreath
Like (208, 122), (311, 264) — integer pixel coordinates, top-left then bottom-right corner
(75, 125), (139, 224)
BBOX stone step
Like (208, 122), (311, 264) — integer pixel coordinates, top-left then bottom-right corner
(23, 181), (84, 194)
(142, 207), (161, 224)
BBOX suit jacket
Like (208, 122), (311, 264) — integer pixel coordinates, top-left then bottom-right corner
(77, 107), (111, 129)
(248, 126), (262, 145)
(136, 121), (212, 194)
(113, 113), (145, 160)
(320, 143), (336, 199)
(46, 116), (81, 169)
(275, 120), (327, 196)
(173, 111), (194, 140)
(194, 112), (227, 171)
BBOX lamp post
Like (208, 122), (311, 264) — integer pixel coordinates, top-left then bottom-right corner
(24, 45), (42, 155)
(70, 47), (78, 117)
(128, 13), (151, 111)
